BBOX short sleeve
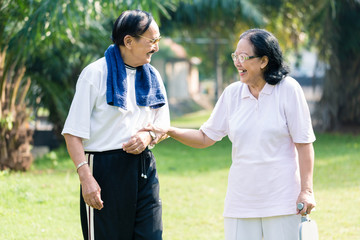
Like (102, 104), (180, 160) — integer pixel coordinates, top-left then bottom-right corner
(200, 90), (229, 141)
(61, 66), (100, 139)
(283, 78), (316, 143)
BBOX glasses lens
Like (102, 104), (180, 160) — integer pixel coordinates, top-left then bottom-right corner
(231, 53), (236, 61)
(239, 55), (245, 63)
(153, 37), (161, 44)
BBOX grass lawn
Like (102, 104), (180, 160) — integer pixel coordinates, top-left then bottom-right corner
(0, 113), (359, 239)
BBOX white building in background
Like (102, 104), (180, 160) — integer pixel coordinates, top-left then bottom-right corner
(288, 50), (326, 85)
(287, 50), (326, 114)
(151, 38), (202, 104)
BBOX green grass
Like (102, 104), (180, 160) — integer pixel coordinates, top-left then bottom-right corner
(310, 134), (360, 239)
(0, 148), (81, 240)
(171, 110), (212, 128)
(1, 115), (360, 239)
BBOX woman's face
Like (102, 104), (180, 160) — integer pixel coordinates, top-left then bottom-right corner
(233, 38), (266, 86)
(127, 21), (160, 67)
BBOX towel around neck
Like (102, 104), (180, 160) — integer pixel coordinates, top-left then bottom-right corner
(104, 44), (165, 110)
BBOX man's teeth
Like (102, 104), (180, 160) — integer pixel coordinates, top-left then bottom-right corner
(239, 70), (246, 73)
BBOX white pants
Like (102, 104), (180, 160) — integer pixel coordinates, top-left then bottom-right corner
(224, 215), (301, 240)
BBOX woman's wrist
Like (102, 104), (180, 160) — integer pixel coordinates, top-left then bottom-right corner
(167, 126), (176, 137)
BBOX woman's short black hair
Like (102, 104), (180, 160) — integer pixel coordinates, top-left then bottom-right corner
(112, 10), (153, 46)
(240, 29), (289, 85)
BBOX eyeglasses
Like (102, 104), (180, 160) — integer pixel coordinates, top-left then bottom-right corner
(137, 34), (162, 44)
(231, 53), (258, 63)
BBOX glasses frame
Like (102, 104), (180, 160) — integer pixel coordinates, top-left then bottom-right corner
(231, 53), (258, 63)
(137, 34), (162, 44)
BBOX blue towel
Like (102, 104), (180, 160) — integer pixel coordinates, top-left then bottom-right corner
(105, 44), (165, 110)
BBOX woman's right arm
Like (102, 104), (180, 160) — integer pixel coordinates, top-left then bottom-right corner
(149, 125), (216, 149)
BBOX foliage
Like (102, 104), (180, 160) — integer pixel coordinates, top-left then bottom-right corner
(159, 0), (266, 83)
(0, 0), (180, 170)
(24, 0), (179, 130)
(260, 0), (360, 130)
(0, 0), (34, 170)
(160, 0), (360, 130)
(307, 0), (360, 130)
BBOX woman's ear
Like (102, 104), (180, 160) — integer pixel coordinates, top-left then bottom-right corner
(123, 35), (133, 49)
(260, 56), (269, 70)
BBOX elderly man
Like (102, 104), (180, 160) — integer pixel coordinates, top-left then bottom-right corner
(62, 10), (169, 240)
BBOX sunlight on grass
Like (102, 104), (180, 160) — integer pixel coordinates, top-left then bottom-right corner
(0, 171), (81, 239)
(315, 186), (360, 239)
(171, 110), (211, 128)
(160, 171), (227, 240)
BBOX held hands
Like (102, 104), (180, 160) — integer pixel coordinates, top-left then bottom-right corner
(123, 130), (152, 154)
(141, 123), (169, 146)
(123, 124), (169, 154)
(296, 190), (316, 216)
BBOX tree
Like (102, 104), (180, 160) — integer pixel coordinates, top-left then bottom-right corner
(307, 0), (360, 131)
(0, 0), (177, 170)
(265, 0), (360, 130)
(160, 0), (360, 131)
(0, 0), (36, 170)
(159, 0), (266, 100)
(26, 0), (178, 133)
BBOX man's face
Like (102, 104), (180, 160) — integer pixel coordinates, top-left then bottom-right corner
(130, 21), (160, 66)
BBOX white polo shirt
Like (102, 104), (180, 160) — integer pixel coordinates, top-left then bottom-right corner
(200, 76), (315, 218)
(62, 57), (170, 152)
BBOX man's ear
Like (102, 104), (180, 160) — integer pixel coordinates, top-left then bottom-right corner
(123, 35), (133, 49)
(260, 56), (269, 70)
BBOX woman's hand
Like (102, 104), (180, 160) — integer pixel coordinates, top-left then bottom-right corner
(142, 124), (215, 149)
(141, 123), (170, 146)
(296, 190), (316, 216)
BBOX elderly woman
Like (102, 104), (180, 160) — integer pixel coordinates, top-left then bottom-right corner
(145, 29), (316, 240)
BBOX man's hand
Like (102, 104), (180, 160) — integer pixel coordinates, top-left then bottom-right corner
(64, 133), (104, 210)
(78, 168), (104, 210)
(122, 131), (151, 154)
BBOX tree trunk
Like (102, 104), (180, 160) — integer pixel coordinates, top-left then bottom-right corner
(313, 2), (360, 131)
(0, 49), (33, 171)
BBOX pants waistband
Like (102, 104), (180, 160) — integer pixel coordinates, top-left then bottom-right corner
(85, 148), (150, 156)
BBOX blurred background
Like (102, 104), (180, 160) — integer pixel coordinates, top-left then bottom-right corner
(1, 0), (359, 177)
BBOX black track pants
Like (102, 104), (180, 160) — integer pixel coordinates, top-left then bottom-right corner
(80, 149), (162, 240)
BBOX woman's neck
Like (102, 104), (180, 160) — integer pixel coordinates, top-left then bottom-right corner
(248, 80), (266, 99)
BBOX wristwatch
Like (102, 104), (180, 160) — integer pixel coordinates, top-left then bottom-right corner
(149, 131), (156, 141)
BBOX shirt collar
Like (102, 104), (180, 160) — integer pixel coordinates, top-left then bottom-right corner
(261, 83), (275, 95)
(241, 82), (275, 99)
(125, 64), (136, 70)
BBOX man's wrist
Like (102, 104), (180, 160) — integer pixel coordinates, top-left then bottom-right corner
(149, 130), (156, 141)
(76, 161), (88, 172)
(78, 166), (92, 181)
